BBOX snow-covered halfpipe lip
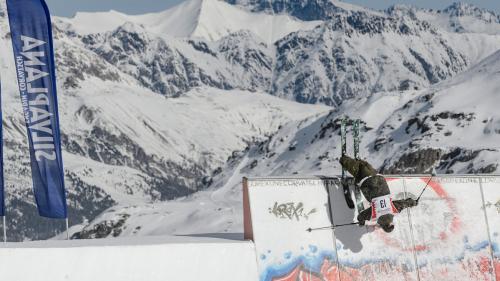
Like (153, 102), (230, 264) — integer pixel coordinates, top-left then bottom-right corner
(0, 235), (259, 281)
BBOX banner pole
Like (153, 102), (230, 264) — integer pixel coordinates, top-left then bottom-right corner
(65, 218), (69, 240)
(2, 216), (6, 243)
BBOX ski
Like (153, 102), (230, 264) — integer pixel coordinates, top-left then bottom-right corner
(341, 118), (355, 209)
(353, 119), (360, 160)
(353, 119), (365, 213)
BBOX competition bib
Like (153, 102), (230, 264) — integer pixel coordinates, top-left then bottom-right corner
(371, 195), (398, 220)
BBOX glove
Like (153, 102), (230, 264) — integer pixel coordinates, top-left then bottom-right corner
(358, 220), (365, 226)
(409, 198), (418, 207)
(339, 155), (346, 165)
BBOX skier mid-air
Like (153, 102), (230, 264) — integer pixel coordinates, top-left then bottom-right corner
(339, 155), (418, 233)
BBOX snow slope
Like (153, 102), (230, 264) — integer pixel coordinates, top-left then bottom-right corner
(0, 0), (498, 241)
(62, 84), (328, 167)
(71, 49), (500, 239)
(1, 236), (259, 281)
(1, 80), (327, 241)
(58, 86), (328, 229)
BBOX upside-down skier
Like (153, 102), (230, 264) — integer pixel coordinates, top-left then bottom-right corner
(339, 155), (418, 233)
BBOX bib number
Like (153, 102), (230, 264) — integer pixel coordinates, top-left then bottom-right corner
(371, 195), (396, 220)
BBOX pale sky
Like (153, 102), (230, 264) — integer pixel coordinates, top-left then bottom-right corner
(44, 0), (500, 17)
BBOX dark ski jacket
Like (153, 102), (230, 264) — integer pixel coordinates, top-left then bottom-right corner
(357, 198), (417, 225)
(339, 155), (418, 225)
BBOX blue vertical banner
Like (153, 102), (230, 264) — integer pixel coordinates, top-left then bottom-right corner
(0, 81), (4, 218)
(6, 0), (67, 218)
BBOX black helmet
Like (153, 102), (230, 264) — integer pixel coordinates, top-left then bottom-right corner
(377, 214), (394, 233)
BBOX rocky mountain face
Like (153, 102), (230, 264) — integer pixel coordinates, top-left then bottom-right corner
(79, 25), (273, 97)
(225, 0), (346, 21)
(217, 45), (500, 180)
(55, 0), (500, 104)
(70, 50), (500, 239)
(0, 0), (498, 240)
(443, 2), (500, 24)
(272, 14), (468, 105)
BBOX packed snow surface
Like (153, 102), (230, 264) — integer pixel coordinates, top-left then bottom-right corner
(0, 235), (258, 281)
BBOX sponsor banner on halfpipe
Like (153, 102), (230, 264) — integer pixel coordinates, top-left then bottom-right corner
(243, 177), (342, 281)
(244, 176), (500, 281)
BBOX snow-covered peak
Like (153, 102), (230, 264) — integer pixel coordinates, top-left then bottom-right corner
(386, 4), (419, 19)
(57, 0), (321, 42)
(113, 21), (147, 35)
(407, 2), (500, 35)
(225, 0), (384, 21)
(186, 0), (322, 41)
(443, 2), (499, 22)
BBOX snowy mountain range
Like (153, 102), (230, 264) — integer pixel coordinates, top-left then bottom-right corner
(0, 0), (498, 241)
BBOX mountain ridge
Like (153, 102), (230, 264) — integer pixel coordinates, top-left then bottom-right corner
(0, 0), (497, 241)
(54, 0), (500, 103)
(71, 49), (500, 239)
